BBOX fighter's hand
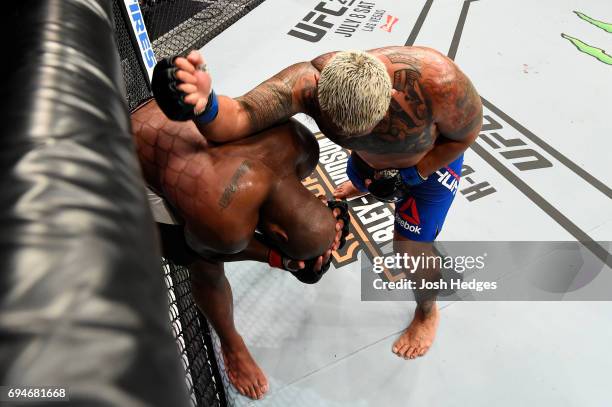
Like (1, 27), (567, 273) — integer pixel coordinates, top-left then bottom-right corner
(326, 199), (351, 252)
(310, 249), (332, 273)
(314, 211), (344, 271)
(284, 258), (306, 272)
(303, 198), (351, 273)
(266, 199), (350, 282)
(173, 50), (213, 115)
(272, 244), (333, 284)
(331, 208), (346, 251)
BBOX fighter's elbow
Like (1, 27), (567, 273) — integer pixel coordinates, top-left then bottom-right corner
(209, 232), (250, 255)
(186, 224), (250, 255)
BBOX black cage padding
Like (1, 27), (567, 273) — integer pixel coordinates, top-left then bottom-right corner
(1, 1), (189, 405)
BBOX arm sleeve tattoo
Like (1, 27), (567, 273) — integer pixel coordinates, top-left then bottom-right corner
(236, 62), (316, 133)
(434, 71), (483, 142)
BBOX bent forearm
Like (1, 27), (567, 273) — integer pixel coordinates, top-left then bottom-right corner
(194, 95), (252, 143)
(416, 134), (476, 177)
(193, 90), (291, 144)
(195, 62), (316, 143)
(206, 236), (270, 263)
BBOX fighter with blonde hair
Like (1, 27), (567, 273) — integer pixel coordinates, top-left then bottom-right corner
(153, 46), (482, 363)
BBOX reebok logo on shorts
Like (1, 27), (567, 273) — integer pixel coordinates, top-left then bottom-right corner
(398, 197), (420, 224)
(396, 197), (421, 234)
(395, 213), (422, 234)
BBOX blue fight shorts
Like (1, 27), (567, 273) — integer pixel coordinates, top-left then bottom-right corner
(394, 154), (463, 242)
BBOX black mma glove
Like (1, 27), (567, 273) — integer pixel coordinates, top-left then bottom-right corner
(151, 57), (218, 123)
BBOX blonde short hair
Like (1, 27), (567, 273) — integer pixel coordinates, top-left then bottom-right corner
(317, 50), (392, 135)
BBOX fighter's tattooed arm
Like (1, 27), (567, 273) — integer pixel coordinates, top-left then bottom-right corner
(431, 68), (482, 142)
(415, 55), (483, 177)
(353, 47), (482, 175)
(198, 62), (319, 143)
(218, 160), (251, 209)
(236, 62), (316, 132)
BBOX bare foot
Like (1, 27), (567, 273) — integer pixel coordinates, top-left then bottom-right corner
(392, 304), (440, 359)
(221, 336), (269, 399)
(333, 181), (366, 200)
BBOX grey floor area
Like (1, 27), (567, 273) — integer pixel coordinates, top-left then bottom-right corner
(198, 0), (612, 405)
(215, 262), (612, 407)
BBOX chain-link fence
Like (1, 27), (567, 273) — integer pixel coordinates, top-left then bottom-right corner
(113, 0), (153, 112)
(164, 259), (226, 407)
(113, 0), (265, 111)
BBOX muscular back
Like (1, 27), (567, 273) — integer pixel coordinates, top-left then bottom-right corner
(132, 100), (271, 253)
(131, 101), (320, 254)
(345, 47), (480, 157)
(213, 119), (319, 181)
(207, 46), (481, 169)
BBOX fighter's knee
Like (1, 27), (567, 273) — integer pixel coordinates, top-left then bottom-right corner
(393, 235), (434, 255)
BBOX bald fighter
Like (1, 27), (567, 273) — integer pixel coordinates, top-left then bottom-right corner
(131, 100), (349, 399)
(152, 45), (482, 361)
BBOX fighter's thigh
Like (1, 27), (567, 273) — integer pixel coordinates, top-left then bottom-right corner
(394, 155), (463, 242)
(393, 189), (459, 243)
(393, 195), (451, 242)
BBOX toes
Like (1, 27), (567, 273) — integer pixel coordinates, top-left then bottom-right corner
(396, 344), (410, 357)
(234, 380), (265, 400)
(392, 340), (405, 354)
(417, 347), (429, 357)
(403, 346), (414, 359)
(258, 379), (269, 395)
(246, 386), (257, 400)
(248, 386), (258, 400)
(407, 346), (419, 359)
(397, 344), (409, 358)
